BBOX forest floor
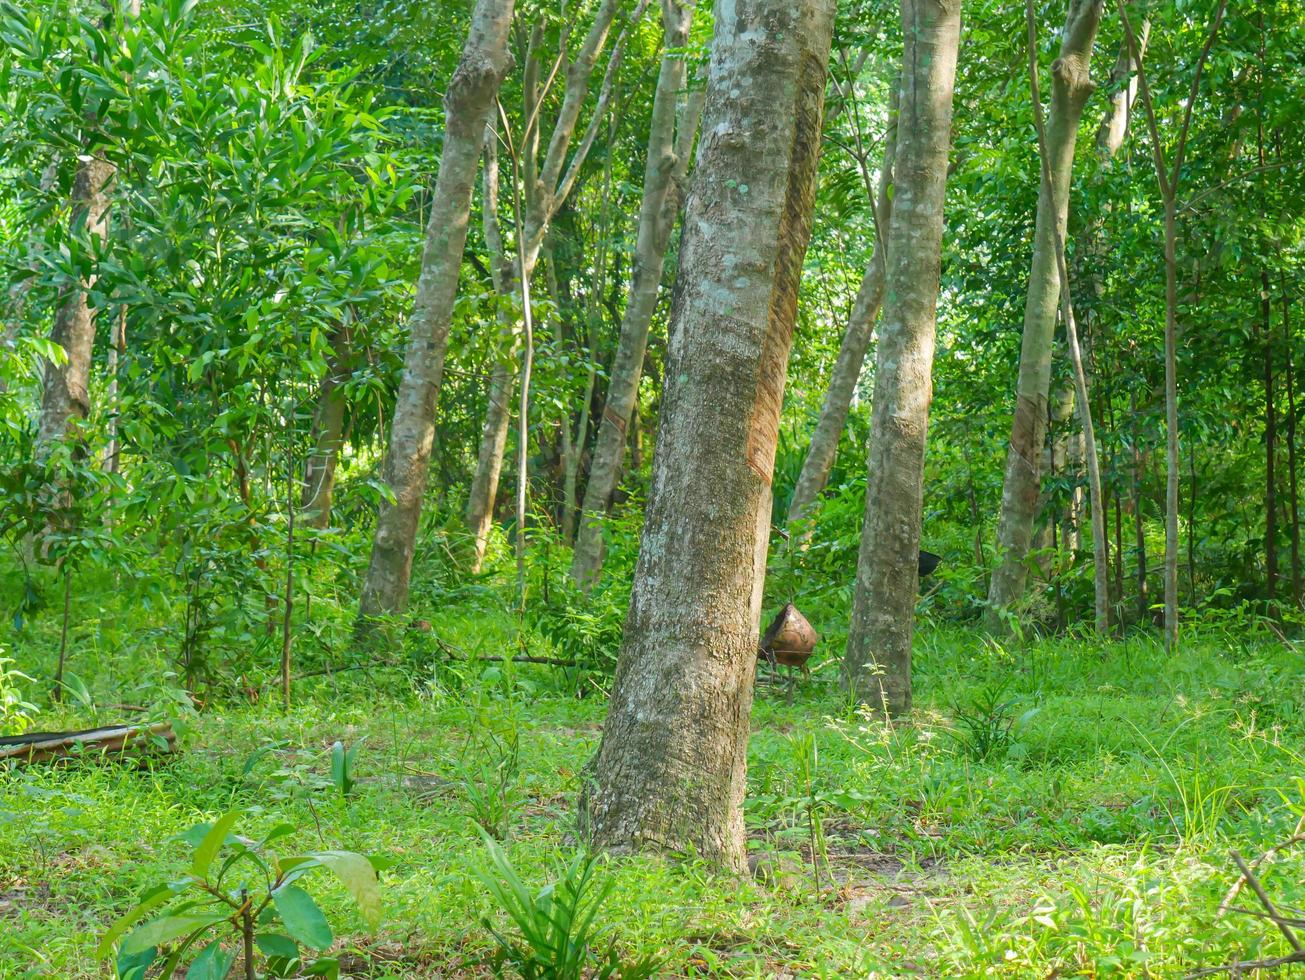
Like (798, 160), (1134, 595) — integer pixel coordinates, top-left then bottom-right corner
(2, 627), (1304, 978)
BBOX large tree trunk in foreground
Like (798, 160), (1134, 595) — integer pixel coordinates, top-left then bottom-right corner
(786, 81), (899, 531)
(582, 0), (834, 870)
(356, 0), (514, 626)
(985, 0), (1103, 630)
(570, 0), (703, 589)
(842, 0), (961, 715)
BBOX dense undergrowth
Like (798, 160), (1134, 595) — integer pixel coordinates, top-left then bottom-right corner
(3, 560), (1304, 977)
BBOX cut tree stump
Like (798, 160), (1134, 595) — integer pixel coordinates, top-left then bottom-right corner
(0, 722), (176, 765)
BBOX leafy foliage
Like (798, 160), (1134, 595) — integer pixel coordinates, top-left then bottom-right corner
(100, 810), (382, 980)
(476, 833), (658, 980)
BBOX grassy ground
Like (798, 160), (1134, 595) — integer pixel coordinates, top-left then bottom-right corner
(2, 625), (1305, 978)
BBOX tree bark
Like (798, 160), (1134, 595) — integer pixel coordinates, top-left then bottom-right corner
(465, 126), (517, 570)
(986, 0), (1103, 630)
(355, 0), (514, 626)
(786, 80), (900, 531)
(843, 0), (961, 714)
(35, 157), (114, 462)
(582, 0), (834, 870)
(1022, 0), (1110, 635)
(37, 0), (139, 463)
(570, 0), (704, 589)
(1095, 18), (1149, 160)
(301, 320), (354, 528)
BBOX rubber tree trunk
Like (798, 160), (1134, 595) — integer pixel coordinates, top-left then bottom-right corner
(786, 81), (900, 531)
(1121, 0), (1227, 648)
(570, 0), (703, 589)
(356, 0), (515, 627)
(1081, 19), (1147, 617)
(842, 0), (961, 715)
(300, 320), (354, 528)
(582, 0), (834, 870)
(1023, 0), (1110, 636)
(985, 0), (1103, 630)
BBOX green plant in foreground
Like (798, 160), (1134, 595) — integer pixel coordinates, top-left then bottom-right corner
(475, 833), (657, 980)
(100, 810), (383, 979)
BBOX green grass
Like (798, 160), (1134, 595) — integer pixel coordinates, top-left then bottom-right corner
(3, 609), (1305, 977)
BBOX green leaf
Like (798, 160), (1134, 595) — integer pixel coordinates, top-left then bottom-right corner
(98, 882), (185, 958)
(260, 823), (298, 847)
(186, 939), (236, 980)
(255, 933), (299, 960)
(273, 885), (332, 950)
(303, 956), (340, 978)
(309, 850), (381, 929)
(122, 911), (229, 955)
(191, 811), (241, 880)
(115, 945), (156, 980)
(330, 741), (346, 792)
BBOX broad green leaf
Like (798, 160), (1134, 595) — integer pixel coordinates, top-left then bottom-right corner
(309, 850), (381, 928)
(260, 823), (298, 847)
(122, 911), (228, 955)
(303, 956), (341, 979)
(191, 811), (241, 880)
(115, 945), (156, 980)
(273, 885), (332, 950)
(97, 882), (183, 958)
(186, 939), (235, 980)
(255, 932), (299, 960)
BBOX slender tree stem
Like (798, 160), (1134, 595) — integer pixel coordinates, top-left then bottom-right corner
(1025, 0), (1109, 633)
(497, 101), (535, 608)
(241, 888), (255, 980)
(1118, 0), (1228, 650)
